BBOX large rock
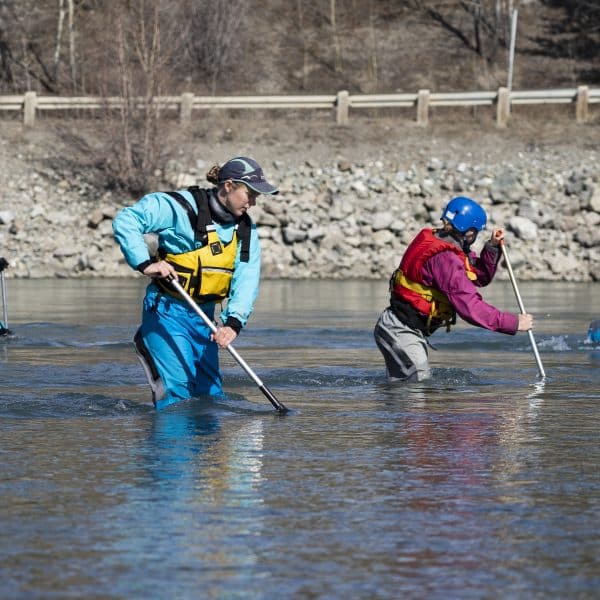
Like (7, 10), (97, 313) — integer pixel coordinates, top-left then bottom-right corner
(508, 216), (538, 240)
(0, 210), (14, 225)
(589, 186), (600, 213)
(371, 211), (394, 231)
(490, 169), (523, 204)
(574, 228), (600, 248)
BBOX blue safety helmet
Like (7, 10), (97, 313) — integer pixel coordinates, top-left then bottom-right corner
(441, 196), (487, 233)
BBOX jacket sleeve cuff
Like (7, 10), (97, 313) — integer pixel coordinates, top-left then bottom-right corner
(484, 241), (501, 262)
(225, 316), (243, 334)
(136, 259), (154, 273)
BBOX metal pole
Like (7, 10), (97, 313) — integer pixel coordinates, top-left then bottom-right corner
(501, 242), (546, 378)
(0, 271), (8, 330)
(507, 8), (518, 91)
(169, 278), (289, 413)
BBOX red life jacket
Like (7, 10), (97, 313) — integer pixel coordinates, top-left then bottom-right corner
(391, 228), (477, 332)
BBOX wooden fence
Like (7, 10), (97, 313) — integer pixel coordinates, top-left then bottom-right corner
(0, 86), (597, 128)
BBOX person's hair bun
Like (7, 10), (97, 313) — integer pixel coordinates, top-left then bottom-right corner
(206, 165), (220, 185)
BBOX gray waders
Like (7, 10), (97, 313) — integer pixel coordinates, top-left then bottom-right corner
(373, 307), (431, 382)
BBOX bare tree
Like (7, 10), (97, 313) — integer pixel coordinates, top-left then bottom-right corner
(99, 0), (169, 193)
(297, 0), (310, 89)
(67, 0), (76, 85)
(538, 0), (600, 61)
(367, 0), (378, 87)
(0, 1), (54, 91)
(285, 0), (391, 92)
(186, 0), (247, 94)
(0, 0), (83, 92)
(0, 19), (14, 85)
(53, 0), (66, 79)
(330, 0), (342, 72)
(411, 0), (514, 67)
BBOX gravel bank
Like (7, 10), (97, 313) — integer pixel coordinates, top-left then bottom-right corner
(1, 115), (598, 281)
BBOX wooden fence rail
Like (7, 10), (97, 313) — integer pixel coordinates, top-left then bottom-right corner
(0, 87), (597, 128)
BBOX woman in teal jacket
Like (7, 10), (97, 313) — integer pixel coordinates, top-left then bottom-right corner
(113, 156), (278, 409)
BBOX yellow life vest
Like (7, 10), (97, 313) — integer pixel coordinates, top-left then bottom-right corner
(155, 187), (251, 303)
(157, 225), (240, 303)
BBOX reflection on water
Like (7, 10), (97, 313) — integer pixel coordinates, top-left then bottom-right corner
(0, 279), (599, 598)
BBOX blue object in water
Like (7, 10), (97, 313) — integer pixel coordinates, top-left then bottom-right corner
(588, 320), (600, 344)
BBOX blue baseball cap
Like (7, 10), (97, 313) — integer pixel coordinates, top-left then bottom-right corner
(218, 156), (279, 195)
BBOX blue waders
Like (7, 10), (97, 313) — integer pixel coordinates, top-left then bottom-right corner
(135, 288), (223, 409)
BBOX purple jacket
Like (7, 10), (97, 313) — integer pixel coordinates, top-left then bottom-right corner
(421, 242), (518, 334)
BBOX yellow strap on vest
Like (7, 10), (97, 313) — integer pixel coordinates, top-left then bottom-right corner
(394, 251), (476, 334)
(394, 270), (448, 304)
(395, 270), (455, 334)
(464, 257), (477, 280)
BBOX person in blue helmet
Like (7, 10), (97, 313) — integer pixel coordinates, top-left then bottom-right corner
(374, 196), (534, 382)
(113, 156), (278, 408)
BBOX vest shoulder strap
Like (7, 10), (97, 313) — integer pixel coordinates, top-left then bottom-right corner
(164, 187), (211, 245)
(237, 213), (252, 263)
(186, 186), (212, 245)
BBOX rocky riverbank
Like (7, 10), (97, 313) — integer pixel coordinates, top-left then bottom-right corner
(0, 117), (598, 281)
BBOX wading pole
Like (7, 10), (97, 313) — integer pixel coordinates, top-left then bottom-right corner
(0, 257), (9, 334)
(169, 278), (289, 414)
(500, 242), (546, 378)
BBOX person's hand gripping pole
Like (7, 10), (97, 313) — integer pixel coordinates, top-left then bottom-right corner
(167, 275), (289, 414)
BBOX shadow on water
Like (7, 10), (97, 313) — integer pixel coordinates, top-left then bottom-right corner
(0, 322), (133, 347)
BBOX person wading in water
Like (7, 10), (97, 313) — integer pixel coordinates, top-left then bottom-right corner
(374, 196), (534, 381)
(113, 157), (278, 408)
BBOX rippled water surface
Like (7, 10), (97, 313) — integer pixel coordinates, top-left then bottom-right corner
(1, 279), (599, 598)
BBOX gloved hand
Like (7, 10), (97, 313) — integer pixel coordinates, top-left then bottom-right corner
(490, 229), (505, 247)
(0, 257), (9, 272)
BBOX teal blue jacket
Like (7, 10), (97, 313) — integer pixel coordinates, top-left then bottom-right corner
(112, 189), (261, 328)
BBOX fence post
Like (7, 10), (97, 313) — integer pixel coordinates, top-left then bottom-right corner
(23, 91), (37, 127)
(496, 87), (510, 128)
(576, 85), (589, 123)
(336, 90), (349, 125)
(180, 92), (194, 125)
(417, 89), (430, 126)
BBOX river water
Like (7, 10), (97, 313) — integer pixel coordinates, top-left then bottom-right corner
(1, 278), (599, 599)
